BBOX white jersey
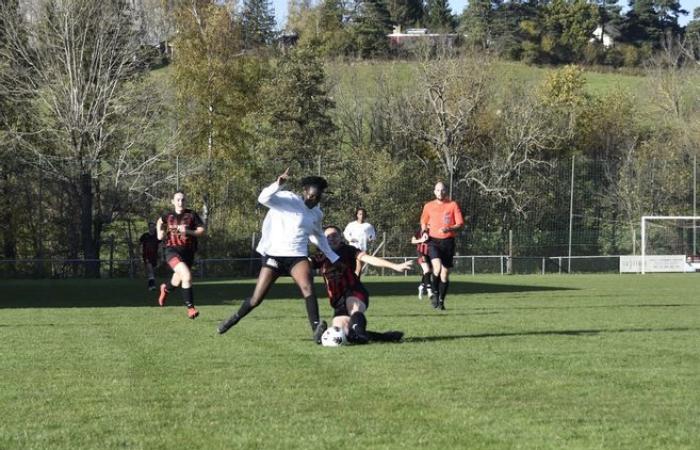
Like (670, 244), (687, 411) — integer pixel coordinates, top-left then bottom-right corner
(343, 220), (376, 252)
(255, 181), (339, 263)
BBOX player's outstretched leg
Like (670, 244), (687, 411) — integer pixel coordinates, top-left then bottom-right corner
(366, 330), (404, 342)
(218, 298), (258, 335)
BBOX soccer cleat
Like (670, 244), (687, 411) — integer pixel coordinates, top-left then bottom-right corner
(187, 307), (199, 319)
(382, 331), (404, 342)
(217, 314), (237, 335)
(148, 279), (156, 291)
(437, 299), (446, 311)
(158, 283), (168, 306)
(313, 320), (328, 344)
(429, 292), (439, 309)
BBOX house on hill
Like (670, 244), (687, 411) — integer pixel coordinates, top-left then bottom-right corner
(590, 24), (620, 48)
(388, 25), (458, 48)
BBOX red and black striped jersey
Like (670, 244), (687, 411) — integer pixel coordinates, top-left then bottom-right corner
(414, 231), (429, 256)
(312, 244), (364, 301)
(162, 209), (203, 250)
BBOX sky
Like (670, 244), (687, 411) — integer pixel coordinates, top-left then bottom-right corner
(271, 0), (700, 29)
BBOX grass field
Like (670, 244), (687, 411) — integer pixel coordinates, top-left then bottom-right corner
(1, 274), (699, 449)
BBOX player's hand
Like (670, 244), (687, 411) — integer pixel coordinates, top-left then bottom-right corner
(395, 261), (413, 272)
(177, 224), (187, 235)
(421, 231), (429, 241)
(277, 167), (290, 185)
(440, 227), (451, 233)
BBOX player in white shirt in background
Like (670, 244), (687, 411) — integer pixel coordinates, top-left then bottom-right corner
(217, 168), (339, 343)
(343, 207), (376, 276)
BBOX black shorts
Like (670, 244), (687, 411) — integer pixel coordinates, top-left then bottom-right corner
(164, 247), (195, 269)
(262, 255), (308, 276)
(427, 237), (456, 268)
(331, 284), (370, 317)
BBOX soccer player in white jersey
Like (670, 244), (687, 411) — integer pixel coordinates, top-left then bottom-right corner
(217, 168), (339, 343)
(343, 207), (376, 275)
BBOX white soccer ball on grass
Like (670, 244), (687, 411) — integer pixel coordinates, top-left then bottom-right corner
(321, 326), (347, 347)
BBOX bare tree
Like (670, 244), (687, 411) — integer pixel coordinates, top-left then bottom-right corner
(0, 0), (175, 276)
(392, 46), (492, 196)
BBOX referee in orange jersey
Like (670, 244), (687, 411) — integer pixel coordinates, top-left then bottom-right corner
(420, 181), (464, 310)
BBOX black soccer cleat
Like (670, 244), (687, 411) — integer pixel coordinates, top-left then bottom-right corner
(429, 292), (439, 309)
(437, 299), (446, 311)
(313, 320), (328, 344)
(217, 315), (237, 335)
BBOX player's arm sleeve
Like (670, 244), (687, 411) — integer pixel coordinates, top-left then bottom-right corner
(343, 224), (352, 241)
(420, 205), (429, 232)
(257, 181), (283, 208)
(310, 220), (339, 263)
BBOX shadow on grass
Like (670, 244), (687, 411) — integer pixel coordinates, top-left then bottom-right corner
(404, 326), (697, 343)
(0, 279), (575, 309)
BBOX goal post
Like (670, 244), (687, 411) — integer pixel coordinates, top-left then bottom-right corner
(640, 215), (700, 274)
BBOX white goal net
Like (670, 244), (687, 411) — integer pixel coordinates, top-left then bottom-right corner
(631, 216), (700, 274)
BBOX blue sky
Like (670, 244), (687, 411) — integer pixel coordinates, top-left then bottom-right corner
(272, 0), (699, 29)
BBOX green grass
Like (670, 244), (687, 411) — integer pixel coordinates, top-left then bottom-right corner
(1, 274), (699, 449)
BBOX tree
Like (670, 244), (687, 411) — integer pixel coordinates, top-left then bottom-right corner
(385, 0), (423, 27)
(624, 0), (687, 47)
(424, 0), (454, 32)
(460, 0), (493, 49)
(0, 0), (172, 277)
(351, 0), (393, 58)
(241, 0), (277, 48)
(173, 0), (268, 249)
(243, 43), (337, 173)
(539, 0), (600, 63)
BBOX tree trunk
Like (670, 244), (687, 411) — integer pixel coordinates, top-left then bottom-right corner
(80, 173), (100, 278)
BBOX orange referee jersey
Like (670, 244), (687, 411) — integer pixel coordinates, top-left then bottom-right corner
(420, 199), (464, 239)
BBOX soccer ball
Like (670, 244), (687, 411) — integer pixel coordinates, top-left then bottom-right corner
(321, 326), (347, 347)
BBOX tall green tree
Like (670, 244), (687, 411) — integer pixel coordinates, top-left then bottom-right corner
(537, 0), (599, 63)
(241, 0), (277, 48)
(460, 0), (494, 48)
(385, 0), (423, 27)
(624, 0), (687, 46)
(351, 0), (393, 58)
(244, 44), (337, 172)
(424, 0), (454, 32)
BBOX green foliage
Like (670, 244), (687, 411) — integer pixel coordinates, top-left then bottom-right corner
(350, 0), (393, 58)
(385, 0), (424, 27)
(241, 0), (276, 48)
(243, 44), (337, 169)
(424, 0), (455, 32)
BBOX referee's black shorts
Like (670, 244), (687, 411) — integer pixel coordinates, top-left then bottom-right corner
(427, 237), (456, 268)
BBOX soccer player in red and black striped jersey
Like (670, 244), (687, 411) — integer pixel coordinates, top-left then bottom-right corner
(139, 221), (160, 291)
(156, 190), (206, 319)
(410, 229), (433, 300)
(311, 226), (412, 344)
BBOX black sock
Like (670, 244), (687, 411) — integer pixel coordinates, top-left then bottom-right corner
(305, 295), (321, 331)
(225, 298), (258, 327)
(350, 311), (367, 333)
(366, 330), (404, 342)
(439, 279), (449, 301)
(421, 273), (430, 286)
(430, 273), (440, 295)
(182, 287), (194, 308)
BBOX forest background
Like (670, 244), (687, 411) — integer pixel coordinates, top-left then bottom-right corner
(0, 0), (699, 277)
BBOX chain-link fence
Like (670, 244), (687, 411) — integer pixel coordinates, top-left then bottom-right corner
(1, 155), (699, 278)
